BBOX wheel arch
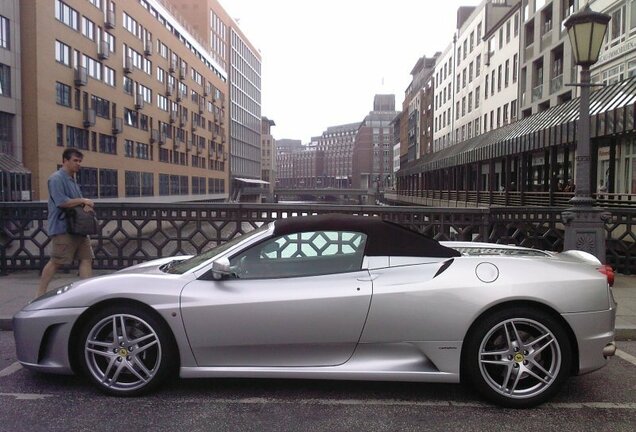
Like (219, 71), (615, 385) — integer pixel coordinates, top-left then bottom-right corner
(68, 298), (180, 375)
(459, 300), (580, 381)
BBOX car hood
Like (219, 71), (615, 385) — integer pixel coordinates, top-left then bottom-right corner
(115, 256), (194, 275)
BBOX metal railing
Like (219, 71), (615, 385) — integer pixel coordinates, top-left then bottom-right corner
(1, 202), (634, 275)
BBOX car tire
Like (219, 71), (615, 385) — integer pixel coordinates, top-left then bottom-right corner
(463, 306), (572, 408)
(77, 305), (177, 396)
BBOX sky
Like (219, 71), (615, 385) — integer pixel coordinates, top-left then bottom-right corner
(220, 0), (483, 142)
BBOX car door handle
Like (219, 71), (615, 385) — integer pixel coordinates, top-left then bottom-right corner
(356, 275), (378, 282)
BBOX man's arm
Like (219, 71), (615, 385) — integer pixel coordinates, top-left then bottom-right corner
(49, 176), (95, 209)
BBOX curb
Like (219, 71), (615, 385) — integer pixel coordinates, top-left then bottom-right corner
(2, 316), (635, 341)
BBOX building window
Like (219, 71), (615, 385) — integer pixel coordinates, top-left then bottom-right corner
(0, 64), (10, 97)
(609, 5), (626, 47)
(67, 126), (89, 149)
(55, 0), (79, 31)
(56, 123), (64, 146)
(56, 82), (71, 107)
(91, 95), (110, 118)
(104, 66), (115, 87)
(0, 15), (9, 49)
(124, 139), (134, 157)
(99, 134), (117, 154)
(99, 168), (118, 198)
(81, 16), (95, 40)
(55, 40), (71, 66)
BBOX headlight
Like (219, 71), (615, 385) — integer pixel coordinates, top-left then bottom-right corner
(30, 284), (73, 303)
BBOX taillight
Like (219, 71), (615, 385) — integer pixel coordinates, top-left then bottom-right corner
(598, 265), (615, 287)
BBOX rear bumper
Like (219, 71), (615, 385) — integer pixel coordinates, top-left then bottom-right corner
(562, 306), (617, 375)
(13, 307), (85, 375)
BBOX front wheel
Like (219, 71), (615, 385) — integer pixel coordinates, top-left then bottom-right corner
(77, 305), (176, 396)
(463, 307), (572, 408)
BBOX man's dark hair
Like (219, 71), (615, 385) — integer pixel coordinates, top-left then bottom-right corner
(62, 148), (84, 161)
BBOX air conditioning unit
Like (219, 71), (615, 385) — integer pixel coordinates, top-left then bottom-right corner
(112, 117), (123, 134)
(98, 40), (110, 60)
(83, 109), (96, 128)
(74, 67), (88, 86)
(105, 9), (116, 29)
(134, 93), (144, 110)
(124, 56), (134, 74)
(150, 129), (160, 143)
(144, 37), (152, 56)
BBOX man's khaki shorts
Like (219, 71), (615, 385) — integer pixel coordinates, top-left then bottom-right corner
(50, 234), (94, 265)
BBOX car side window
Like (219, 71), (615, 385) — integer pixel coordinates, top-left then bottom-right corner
(229, 230), (367, 279)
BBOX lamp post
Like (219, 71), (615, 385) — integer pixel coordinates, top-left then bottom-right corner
(562, 3), (611, 262)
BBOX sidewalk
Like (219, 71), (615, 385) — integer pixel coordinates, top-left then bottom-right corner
(0, 270), (635, 340)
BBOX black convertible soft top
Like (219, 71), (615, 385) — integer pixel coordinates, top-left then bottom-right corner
(273, 214), (461, 258)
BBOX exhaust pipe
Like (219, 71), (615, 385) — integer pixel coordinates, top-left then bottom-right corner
(603, 342), (616, 358)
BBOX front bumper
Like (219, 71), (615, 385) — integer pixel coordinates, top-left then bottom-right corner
(562, 306), (617, 375)
(13, 307), (86, 375)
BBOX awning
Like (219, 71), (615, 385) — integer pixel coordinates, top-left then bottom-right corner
(233, 177), (270, 185)
(0, 153), (30, 174)
(400, 77), (636, 175)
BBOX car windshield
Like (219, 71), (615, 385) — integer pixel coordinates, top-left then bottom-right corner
(165, 223), (271, 274)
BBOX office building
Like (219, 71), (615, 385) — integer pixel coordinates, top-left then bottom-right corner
(0, 0), (29, 201)
(21, 0), (230, 201)
(168, 0), (263, 195)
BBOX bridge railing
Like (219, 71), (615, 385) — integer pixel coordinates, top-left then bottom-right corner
(1, 202), (634, 274)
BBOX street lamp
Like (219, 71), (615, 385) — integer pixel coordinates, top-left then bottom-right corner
(562, 3), (611, 262)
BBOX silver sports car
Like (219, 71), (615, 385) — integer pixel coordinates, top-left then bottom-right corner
(13, 214), (617, 408)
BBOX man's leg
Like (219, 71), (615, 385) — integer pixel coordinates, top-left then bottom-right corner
(36, 259), (60, 298)
(78, 259), (92, 279)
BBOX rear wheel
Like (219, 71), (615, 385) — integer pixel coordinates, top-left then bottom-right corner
(464, 307), (572, 408)
(77, 305), (176, 396)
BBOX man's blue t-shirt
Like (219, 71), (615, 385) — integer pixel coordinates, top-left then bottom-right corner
(47, 169), (83, 236)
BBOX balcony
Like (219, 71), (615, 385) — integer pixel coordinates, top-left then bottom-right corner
(531, 84), (544, 102)
(525, 44), (534, 62)
(550, 74), (563, 94)
(540, 31), (553, 52)
(83, 109), (96, 128)
(74, 66), (88, 86)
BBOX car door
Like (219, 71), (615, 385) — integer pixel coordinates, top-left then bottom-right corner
(180, 230), (373, 367)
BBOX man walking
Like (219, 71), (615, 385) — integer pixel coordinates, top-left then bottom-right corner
(36, 148), (95, 298)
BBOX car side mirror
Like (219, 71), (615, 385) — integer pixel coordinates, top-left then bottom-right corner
(211, 257), (231, 280)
